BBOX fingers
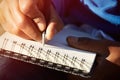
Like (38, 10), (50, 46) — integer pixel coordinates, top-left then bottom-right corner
(13, 29), (31, 39)
(18, 0), (64, 41)
(67, 36), (120, 57)
(19, 0), (43, 18)
(2, 0), (63, 42)
(108, 47), (120, 60)
(10, 0), (42, 41)
(46, 5), (64, 40)
(46, 21), (57, 40)
(106, 47), (120, 66)
(66, 36), (120, 56)
(19, 0), (46, 32)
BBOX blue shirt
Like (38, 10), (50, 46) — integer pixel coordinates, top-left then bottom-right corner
(53, 0), (120, 41)
(80, 0), (120, 25)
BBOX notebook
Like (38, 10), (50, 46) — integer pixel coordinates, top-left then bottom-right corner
(0, 25), (96, 77)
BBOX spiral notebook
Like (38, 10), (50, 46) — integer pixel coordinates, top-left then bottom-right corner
(0, 25), (96, 77)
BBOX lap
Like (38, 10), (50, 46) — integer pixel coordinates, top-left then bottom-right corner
(0, 57), (67, 80)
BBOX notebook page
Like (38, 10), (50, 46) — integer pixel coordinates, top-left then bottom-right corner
(0, 25), (96, 74)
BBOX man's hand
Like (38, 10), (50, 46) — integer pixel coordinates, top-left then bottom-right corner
(67, 36), (120, 66)
(0, 0), (64, 41)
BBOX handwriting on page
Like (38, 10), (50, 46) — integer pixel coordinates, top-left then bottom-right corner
(1, 38), (91, 73)
(0, 25), (96, 77)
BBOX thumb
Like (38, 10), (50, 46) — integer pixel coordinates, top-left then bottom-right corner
(67, 36), (120, 56)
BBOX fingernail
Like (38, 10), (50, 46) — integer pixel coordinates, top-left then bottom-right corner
(38, 23), (46, 31)
(34, 17), (46, 31)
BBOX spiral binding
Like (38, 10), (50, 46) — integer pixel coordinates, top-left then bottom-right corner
(0, 38), (92, 78)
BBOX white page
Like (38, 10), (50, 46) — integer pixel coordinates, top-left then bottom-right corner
(0, 25), (96, 74)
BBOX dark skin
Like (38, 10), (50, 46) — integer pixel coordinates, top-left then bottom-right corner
(66, 36), (120, 80)
(67, 36), (120, 66)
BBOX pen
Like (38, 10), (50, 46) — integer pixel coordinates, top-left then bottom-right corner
(42, 31), (46, 46)
(41, 1), (50, 46)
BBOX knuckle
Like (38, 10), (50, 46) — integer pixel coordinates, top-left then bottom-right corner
(34, 17), (43, 24)
(20, 0), (34, 14)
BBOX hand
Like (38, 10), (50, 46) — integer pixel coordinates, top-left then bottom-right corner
(107, 47), (120, 66)
(67, 36), (120, 66)
(0, 0), (64, 41)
